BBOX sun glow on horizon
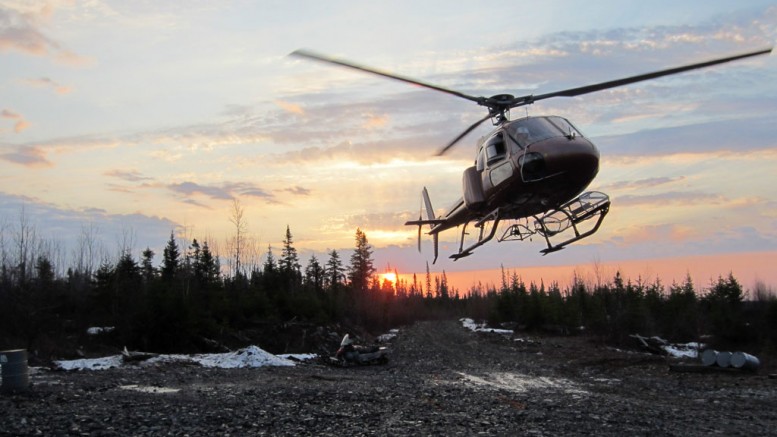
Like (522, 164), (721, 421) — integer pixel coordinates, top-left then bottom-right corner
(379, 272), (398, 287)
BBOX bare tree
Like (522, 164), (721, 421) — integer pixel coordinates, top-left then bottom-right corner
(115, 226), (137, 258)
(228, 198), (248, 277)
(13, 206), (38, 284)
(74, 222), (101, 277)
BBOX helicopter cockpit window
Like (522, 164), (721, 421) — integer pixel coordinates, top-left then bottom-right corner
(509, 117), (572, 147)
(485, 133), (506, 166)
(547, 116), (584, 138)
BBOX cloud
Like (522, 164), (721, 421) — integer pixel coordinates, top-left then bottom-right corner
(23, 76), (72, 94)
(162, 181), (279, 206)
(169, 181), (233, 201)
(104, 169), (153, 182)
(600, 176), (685, 191)
(0, 4), (91, 65)
(0, 192), (179, 264)
(363, 114), (389, 129)
(1, 109), (30, 133)
(273, 100), (304, 115)
(595, 116), (777, 157)
(615, 191), (725, 207)
(0, 146), (51, 167)
(280, 186), (312, 196)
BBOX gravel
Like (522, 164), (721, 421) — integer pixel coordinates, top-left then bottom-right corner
(2, 320), (776, 436)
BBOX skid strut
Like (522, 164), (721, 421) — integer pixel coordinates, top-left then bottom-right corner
(500, 191), (610, 254)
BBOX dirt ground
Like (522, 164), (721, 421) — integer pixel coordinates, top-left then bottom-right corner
(2, 320), (776, 436)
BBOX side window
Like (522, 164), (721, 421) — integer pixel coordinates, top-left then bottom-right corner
(485, 133), (506, 166)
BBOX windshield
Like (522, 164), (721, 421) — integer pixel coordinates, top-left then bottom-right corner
(508, 116), (582, 148)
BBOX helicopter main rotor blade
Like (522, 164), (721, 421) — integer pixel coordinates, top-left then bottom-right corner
(290, 49), (483, 104)
(436, 113), (493, 156)
(524, 48), (772, 105)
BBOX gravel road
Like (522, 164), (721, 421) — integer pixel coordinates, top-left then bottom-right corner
(2, 320), (776, 436)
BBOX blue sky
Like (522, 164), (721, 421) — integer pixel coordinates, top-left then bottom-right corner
(1, 0), (776, 286)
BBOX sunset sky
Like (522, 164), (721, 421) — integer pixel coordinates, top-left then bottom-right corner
(2, 1), (776, 291)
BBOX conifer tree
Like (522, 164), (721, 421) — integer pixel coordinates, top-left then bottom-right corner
(141, 247), (156, 282)
(304, 254), (325, 293)
(347, 228), (375, 294)
(325, 249), (344, 290)
(280, 225), (301, 275)
(199, 241), (220, 286)
(161, 231), (180, 281)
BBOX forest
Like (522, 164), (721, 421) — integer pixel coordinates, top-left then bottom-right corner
(1, 217), (776, 362)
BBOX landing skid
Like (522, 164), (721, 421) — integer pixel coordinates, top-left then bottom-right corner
(450, 191), (609, 260)
(500, 191), (610, 254)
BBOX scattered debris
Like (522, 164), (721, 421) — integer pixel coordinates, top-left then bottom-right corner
(86, 327), (115, 335)
(121, 347), (158, 363)
(629, 334), (702, 359)
(460, 318), (513, 336)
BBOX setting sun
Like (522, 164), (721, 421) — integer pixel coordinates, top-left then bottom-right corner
(379, 272), (398, 286)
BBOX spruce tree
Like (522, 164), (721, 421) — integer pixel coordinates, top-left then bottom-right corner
(161, 231), (180, 281)
(325, 249), (344, 290)
(348, 228), (375, 294)
(141, 247), (156, 282)
(280, 225), (301, 275)
(304, 255), (325, 294)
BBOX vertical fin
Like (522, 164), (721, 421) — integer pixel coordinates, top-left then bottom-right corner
(422, 187), (435, 225)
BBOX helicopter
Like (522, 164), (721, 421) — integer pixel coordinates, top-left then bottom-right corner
(291, 47), (772, 262)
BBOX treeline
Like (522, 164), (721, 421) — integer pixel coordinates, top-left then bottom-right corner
(464, 269), (777, 351)
(0, 225), (464, 357)
(1, 216), (776, 359)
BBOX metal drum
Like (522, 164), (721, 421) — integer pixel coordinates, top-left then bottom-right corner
(731, 352), (760, 371)
(716, 351), (732, 368)
(700, 349), (718, 366)
(1, 349), (29, 393)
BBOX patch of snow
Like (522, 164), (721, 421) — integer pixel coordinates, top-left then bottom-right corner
(54, 355), (123, 371)
(377, 329), (399, 342)
(119, 384), (180, 394)
(148, 346), (295, 369)
(663, 342), (703, 359)
(460, 318), (513, 335)
(279, 353), (318, 361)
(54, 345), (314, 371)
(455, 371), (588, 395)
(86, 327), (115, 335)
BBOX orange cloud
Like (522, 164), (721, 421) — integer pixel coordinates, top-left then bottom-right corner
(24, 77), (73, 94)
(274, 100), (304, 115)
(0, 5), (92, 66)
(1, 109), (30, 132)
(363, 114), (389, 129)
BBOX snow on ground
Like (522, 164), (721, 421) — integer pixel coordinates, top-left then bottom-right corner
(662, 342), (703, 359)
(86, 327), (115, 335)
(460, 318), (513, 335)
(377, 329), (399, 342)
(54, 346), (315, 371)
(55, 355), (124, 371)
(455, 371), (588, 396)
(461, 318), (703, 360)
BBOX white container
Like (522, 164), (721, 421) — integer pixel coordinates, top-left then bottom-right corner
(701, 349), (718, 366)
(716, 351), (732, 368)
(730, 352), (760, 371)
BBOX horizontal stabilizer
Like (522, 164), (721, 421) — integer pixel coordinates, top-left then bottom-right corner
(405, 219), (447, 226)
